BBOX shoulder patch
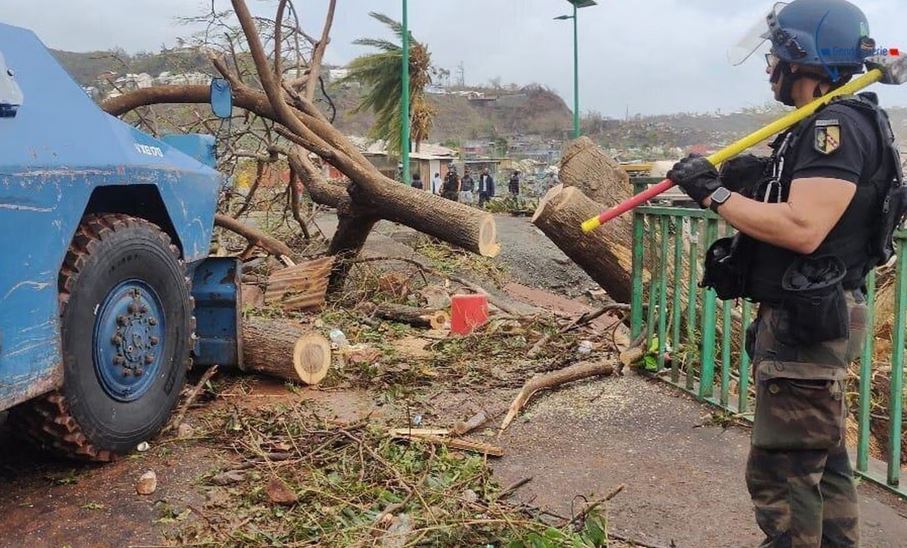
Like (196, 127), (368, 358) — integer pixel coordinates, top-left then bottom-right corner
(815, 121), (841, 155)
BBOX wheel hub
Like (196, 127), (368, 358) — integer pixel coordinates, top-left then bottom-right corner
(93, 280), (165, 402)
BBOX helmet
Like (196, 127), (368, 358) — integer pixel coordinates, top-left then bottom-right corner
(768, 0), (873, 73)
(730, 0), (874, 77)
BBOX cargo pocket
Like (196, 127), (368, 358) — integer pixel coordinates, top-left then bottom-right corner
(751, 368), (845, 450)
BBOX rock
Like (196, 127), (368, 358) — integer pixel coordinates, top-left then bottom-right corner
(265, 477), (298, 505)
(136, 470), (157, 495)
(461, 489), (479, 504)
(177, 423), (194, 439)
(136, 441), (150, 452)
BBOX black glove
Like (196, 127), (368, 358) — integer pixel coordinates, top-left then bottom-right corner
(719, 154), (772, 196)
(667, 154), (722, 206)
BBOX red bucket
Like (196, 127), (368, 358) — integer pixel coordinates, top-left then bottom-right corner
(450, 294), (489, 335)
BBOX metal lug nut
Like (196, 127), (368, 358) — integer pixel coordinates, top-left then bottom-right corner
(148, 317), (157, 326)
(117, 315), (128, 326)
(111, 334), (123, 345)
(113, 355), (126, 366)
(135, 369), (144, 377)
(149, 336), (159, 347)
(144, 355), (154, 365)
(122, 368), (132, 377)
(128, 303), (137, 314)
(140, 305), (149, 314)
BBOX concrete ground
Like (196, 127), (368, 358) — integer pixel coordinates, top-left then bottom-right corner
(492, 372), (907, 547)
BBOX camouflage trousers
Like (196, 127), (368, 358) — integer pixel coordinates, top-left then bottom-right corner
(745, 292), (867, 547)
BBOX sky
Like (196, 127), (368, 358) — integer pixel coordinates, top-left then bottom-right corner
(3, 0), (905, 117)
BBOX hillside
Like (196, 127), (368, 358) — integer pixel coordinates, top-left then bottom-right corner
(51, 47), (906, 158)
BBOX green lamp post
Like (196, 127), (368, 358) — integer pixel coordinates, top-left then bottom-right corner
(555, 0), (597, 139)
(401, 0), (411, 185)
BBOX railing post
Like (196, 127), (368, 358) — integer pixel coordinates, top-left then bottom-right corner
(630, 184), (646, 341)
(699, 216), (719, 399)
(857, 270), (876, 474)
(671, 218), (684, 384)
(888, 247), (907, 486)
(657, 216), (670, 371)
(686, 219), (700, 391)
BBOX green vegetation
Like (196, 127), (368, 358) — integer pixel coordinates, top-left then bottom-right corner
(342, 12), (435, 155)
(168, 403), (611, 547)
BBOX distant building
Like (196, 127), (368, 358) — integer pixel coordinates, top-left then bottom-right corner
(328, 68), (349, 81)
(155, 71), (211, 86)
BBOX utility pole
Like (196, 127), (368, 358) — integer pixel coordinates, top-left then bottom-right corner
(572, 2), (579, 138)
(555, 1), (597, 139)
(401, 0), (411, 184)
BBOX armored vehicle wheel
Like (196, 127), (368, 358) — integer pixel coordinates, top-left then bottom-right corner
(12, 214), (192, 461)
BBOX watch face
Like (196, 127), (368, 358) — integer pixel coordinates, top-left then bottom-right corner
(713, 188), (731, 203)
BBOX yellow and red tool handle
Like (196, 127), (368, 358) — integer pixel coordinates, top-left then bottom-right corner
(580, 67), (885, 233)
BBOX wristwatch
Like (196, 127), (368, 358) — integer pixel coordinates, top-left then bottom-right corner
(708, 187), (732, 213)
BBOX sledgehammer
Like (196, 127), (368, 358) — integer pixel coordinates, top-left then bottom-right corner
(581, 54), (907, 233)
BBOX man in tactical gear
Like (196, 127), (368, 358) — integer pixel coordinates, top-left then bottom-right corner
(669, 1), (903, 546)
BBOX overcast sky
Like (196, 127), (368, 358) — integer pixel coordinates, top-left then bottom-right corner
(3, 0), (905, 117)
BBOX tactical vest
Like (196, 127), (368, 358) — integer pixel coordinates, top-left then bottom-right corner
(744, 93), (903, 303)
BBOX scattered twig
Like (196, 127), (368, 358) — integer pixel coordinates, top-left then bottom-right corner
(165, 364), (219, 433)
(495, 477), (533, 501)
(499, 360), (616, 433)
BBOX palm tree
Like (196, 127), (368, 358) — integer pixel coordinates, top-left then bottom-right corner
(343, 12), (435, 156)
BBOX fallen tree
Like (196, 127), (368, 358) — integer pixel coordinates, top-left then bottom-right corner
(532, 184), (633, 304)
(101, 0), (500, 292)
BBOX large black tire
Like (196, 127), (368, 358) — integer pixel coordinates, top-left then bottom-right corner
(12, 214), (192, 461)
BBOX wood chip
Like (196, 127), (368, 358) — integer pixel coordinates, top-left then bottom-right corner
(266, 477), (298, 505)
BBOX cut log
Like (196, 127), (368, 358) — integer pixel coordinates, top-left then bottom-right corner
(532, 185), (633, 303)
(265, 256), (334, 312)
(559, 136), (632, 208)
(374, 303), (449, 330)
(242, 317), (331, 384)
(499, 359), (615, 433)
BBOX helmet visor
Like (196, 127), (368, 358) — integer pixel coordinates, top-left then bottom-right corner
(727, 2), (788, 66)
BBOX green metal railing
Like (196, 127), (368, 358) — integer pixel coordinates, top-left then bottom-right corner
(629, 179), (907, 497)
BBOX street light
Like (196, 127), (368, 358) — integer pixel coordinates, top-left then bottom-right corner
(555, 0), (597, 139)
(401, 0), (411, 185)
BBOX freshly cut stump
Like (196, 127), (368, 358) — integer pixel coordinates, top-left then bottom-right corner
(532, 185), (632, 303)
(558, 136), (632, 207)
(242, 317), (331, 385)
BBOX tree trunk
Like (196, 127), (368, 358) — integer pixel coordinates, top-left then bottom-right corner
(532, 185), (633, 303)
(374, 303), (450, 330)
(265, 256), (334, 312)
(559, 136), (631, 207)
(241, 317), (331, 385)
(214, 214), (294, 259)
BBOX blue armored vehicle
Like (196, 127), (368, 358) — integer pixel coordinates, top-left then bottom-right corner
(0, 23), (241, 460)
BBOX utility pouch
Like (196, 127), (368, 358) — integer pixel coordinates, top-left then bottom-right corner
(702, 234), (751, 300)
(780, 256), (848, 345)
